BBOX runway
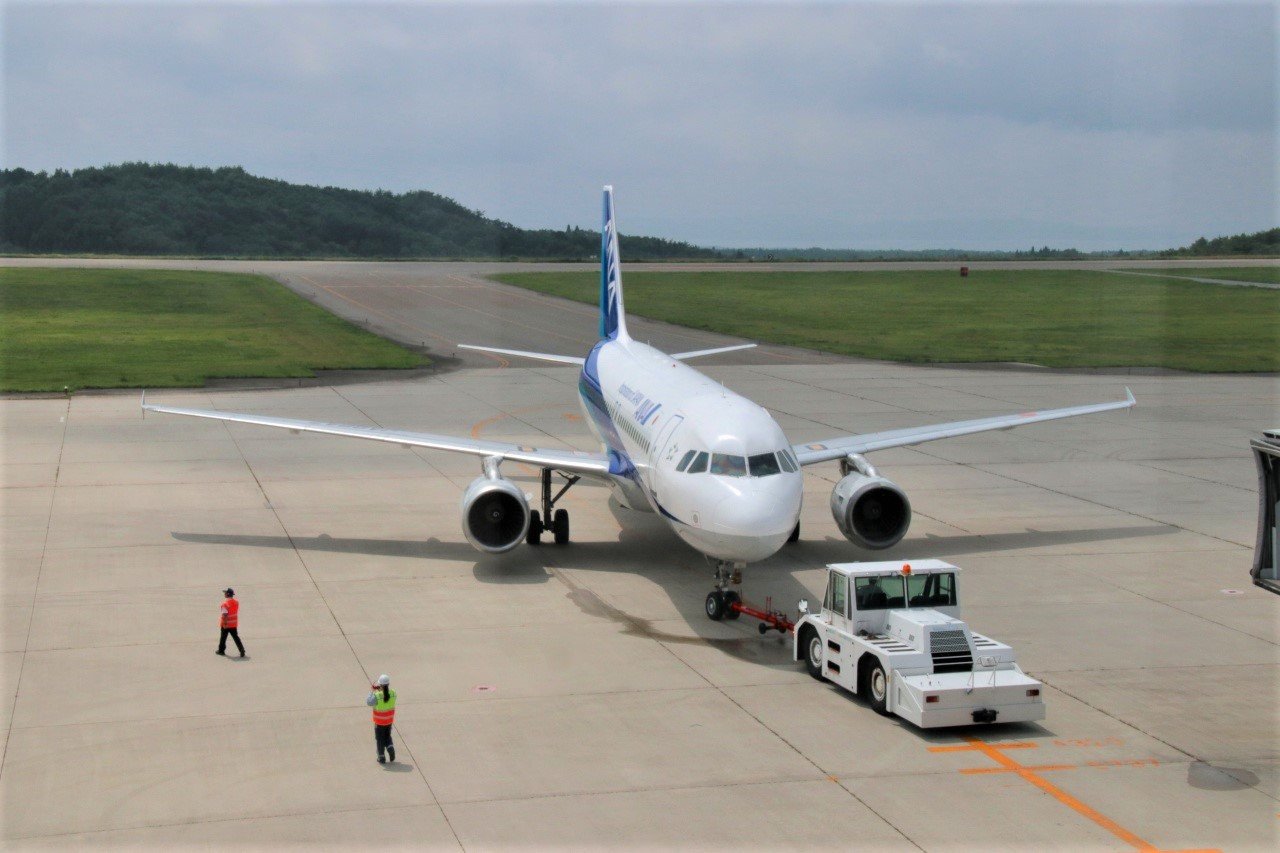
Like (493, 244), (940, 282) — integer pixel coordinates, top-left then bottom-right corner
(1, 260), (1278, 849)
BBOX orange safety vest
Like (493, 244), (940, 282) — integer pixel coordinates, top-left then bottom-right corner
(372, 688), (397, 726)
(220, 597), (239, 628)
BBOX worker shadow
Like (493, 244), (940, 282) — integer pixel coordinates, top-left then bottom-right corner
(381, 762), (415, 773)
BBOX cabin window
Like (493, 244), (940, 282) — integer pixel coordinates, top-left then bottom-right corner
(776, 450), (797, 473)
(748, 452), (781, 477)
(709, 453), (747, 477)
(676, 450), (696, 472)
(907, 572), (957, 608)
(854, 575), (905, 610)
(687, 451), (709, 473)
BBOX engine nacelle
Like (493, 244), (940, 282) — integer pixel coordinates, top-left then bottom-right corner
(461, 474), (530, 553)
(830, 473), (912, 550)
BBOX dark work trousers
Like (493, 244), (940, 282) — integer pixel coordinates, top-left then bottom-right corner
(375, 724), (395, 760)
(218, 627), (245, 655)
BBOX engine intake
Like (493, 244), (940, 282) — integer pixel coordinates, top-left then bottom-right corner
(830, 473), (911, 550)
(461, 474), (530, 553)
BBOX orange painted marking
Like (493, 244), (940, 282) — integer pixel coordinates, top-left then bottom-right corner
(469, 404), (578, 477)
(961, 763), (1076, 775)
(937, 737), (1219, 852)
(928, 741), (1037, 753)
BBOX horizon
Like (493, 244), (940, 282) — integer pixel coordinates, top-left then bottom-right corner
(7, 161), (1270, 256)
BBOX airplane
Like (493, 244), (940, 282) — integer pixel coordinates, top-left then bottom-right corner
(144, 186), (1136, 621)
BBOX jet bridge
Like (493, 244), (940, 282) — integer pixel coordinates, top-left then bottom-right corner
(1251, 429), (1280, 595)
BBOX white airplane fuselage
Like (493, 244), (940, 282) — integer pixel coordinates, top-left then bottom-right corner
(578, 336), (803, 563)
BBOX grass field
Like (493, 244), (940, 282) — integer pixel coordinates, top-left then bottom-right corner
(1121, 267), (1280, 284)
(492, 269), (1280, 372)
(0, 268), (425, 392)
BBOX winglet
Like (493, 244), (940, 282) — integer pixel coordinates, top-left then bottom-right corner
(1125, 387), (1136, 406)
(140, 389), (147, 418)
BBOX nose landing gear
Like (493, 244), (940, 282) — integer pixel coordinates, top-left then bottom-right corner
(704, 559), (745, 621)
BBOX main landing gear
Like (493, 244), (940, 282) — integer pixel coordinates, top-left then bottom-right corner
(527, 468), (579, 546)
(704, 559), (745, 621)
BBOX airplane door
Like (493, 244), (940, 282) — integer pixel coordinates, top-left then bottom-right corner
(654, 415), (685, 465)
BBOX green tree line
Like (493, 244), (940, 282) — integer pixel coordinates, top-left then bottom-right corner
(0, 163), (721, 260)
(1, 163), (1274, 259)
(1171, 228), (1280, 257)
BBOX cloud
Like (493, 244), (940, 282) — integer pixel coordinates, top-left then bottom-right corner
(3, 1), (1275, 249)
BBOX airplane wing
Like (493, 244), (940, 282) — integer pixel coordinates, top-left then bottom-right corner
(792, 388), (1135, 466)
(142, 401), (613, 476)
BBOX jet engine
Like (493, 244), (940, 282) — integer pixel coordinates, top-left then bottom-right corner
(461, 472), (530, 553)
(830, 472), (912, 550)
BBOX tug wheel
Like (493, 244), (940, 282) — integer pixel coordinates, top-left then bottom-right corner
(802, 628), (824, 680)
(864, 660), (889, 715)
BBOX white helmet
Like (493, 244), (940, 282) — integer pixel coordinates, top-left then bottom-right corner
(377, 674), (390, 686)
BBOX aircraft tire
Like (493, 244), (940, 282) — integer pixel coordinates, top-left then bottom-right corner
(704, 590), (726, 621)
(527, 510), (543, 546)
(552, 509), (570, 545)
(722, 590), (741, 619)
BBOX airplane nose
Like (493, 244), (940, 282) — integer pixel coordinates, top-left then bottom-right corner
(709, 481), (800, 538)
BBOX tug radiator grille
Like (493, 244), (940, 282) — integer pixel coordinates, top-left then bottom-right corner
(930, 629), (973, 673)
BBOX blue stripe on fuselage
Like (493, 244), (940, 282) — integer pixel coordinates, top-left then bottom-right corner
(579, 340), (635, 478)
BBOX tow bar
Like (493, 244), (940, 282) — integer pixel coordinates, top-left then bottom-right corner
(729, 597), (796, 635)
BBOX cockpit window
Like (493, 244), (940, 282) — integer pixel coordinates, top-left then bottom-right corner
(709, 453), (747, 477)
(748, 452), (781, 477)
(676, 450), (696, 472)
(776, 450), (796, 473)
(687, 451), (709, 473)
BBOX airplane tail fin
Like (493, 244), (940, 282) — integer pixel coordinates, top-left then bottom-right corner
(599, 185), (630, 341)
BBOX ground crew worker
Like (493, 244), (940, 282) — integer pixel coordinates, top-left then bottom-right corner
(366, 674), (397, 764)
(216, 587), (245, 657)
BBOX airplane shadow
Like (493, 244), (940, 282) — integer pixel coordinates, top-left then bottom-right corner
(172, 512), (1176, 670)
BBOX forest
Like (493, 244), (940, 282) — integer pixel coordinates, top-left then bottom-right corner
(0, 164), (720, 260)
(1, 164), (1275, 260)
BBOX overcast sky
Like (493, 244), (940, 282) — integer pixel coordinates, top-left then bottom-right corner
(3, 1), (1276, 249)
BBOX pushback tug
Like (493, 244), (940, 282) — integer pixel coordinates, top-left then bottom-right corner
(721, 560), (1045, 728)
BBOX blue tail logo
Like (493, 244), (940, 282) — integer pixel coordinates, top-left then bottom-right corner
(599, 186), (628, 340)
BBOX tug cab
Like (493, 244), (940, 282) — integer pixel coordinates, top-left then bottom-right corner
(794, 560), (1046, 728)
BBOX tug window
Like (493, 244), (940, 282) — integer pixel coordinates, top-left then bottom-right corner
(907, 572), (957, 608)
(824, 572), (849, 617)
(854, 575), (905, 610)
(687, 451), (709, 473)
(676, 450), (696, 472)
(709, 453), (747, 477)
(748, 452), (781, 477)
